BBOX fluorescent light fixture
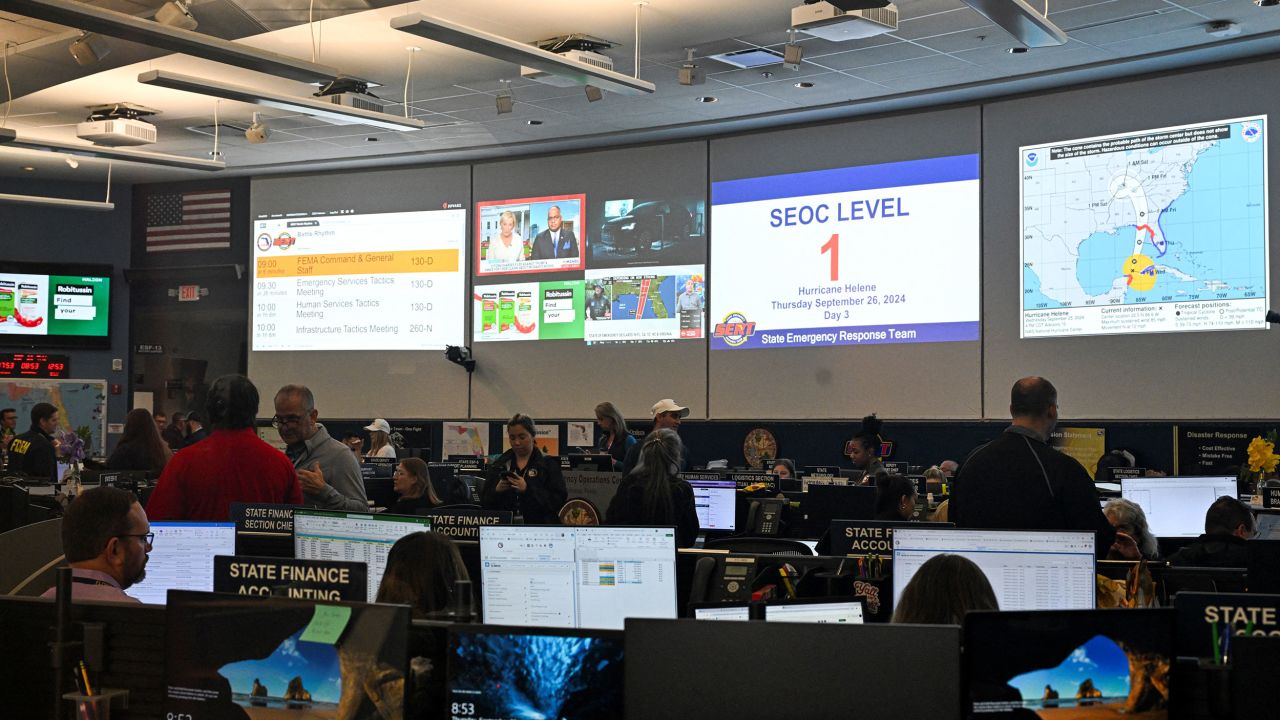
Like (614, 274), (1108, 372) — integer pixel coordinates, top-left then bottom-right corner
(0, 193), (115, 211)
(0, 0), (342, 84)
(708, 48), (784, 69)
(959, 0), (1067, 47)
(138, 70), (427, 131)
(389, 13), (656, 96)
(0, 127), (225, 171)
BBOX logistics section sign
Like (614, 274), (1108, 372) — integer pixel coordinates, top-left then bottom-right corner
(709, 155), (980, 350)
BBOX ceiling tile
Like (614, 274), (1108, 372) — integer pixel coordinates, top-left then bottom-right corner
(1053, 0), (1173, 31)
(913, 25), (1009, 53)
(845, 53), (974, 83)
(1069, 8), (1202, 44)
(794, 34), (900, 58)
(744, 71), (888, 103)
(816, 41), (940, 71)
(706, 61), (827, 87)
(893, 7), (993, 40)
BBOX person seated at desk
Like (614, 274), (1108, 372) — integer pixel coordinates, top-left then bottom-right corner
(9, 402), (59, 480)
(874, 474), (917, 521)
(595, 401), (636, 469)
(605, 429), (699, 548)
(376, 531), (471, 619)
(480, 414), (567, 524)
(891, 554), (998, 624)
(365, 419), (397, 460)
(846, 414), (886, 481)
(41, 486), (151, 603)
(1103, 498), (1158, 560)
(771, 458), (796, 481)
(341, 431), (364, 459)
(388, 457), (443, 516)
(923, 465), (947, 494)
(1167, 496), (1255, 568)
(106, 408), (171, 474)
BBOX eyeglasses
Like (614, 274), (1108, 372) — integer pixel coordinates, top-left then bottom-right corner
(117, 532), (155, 546)
(271, 414), (305, 428)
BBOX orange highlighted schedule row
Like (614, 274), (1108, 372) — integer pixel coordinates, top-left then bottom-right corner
(256, 249), (459, 278)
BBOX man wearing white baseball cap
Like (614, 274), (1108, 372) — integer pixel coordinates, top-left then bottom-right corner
(621, 398), (692, 476)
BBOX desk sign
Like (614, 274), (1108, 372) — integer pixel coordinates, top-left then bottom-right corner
(802, 475), (847, 491)
(679, 471), (726, 482)
(422, 509), (512, 540)
(1174, 591), (1280, 660)
(1111, 467), (1146, 481)
(727, 471), (778, 493)
(564, 469), (623, 515)
(1264, 487), (1280, 509)
(213, 555), (368, 602)
(230, 503), (296, 558)
(829, 519), (956, 557)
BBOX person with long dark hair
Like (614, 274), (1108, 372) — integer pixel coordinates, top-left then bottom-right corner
(874, 473), (918, 521)
(606, 428), (699, 548)
(376, 531), (471, 619)
(387, 457), (443, 516)
(106, 408), (172, 474)
(480, 414), (567, 524)
(847, 414), (886, 479)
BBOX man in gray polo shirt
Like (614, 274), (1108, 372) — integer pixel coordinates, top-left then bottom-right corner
(273, 384), (367, 511)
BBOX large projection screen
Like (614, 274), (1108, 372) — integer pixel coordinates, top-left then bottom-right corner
(248, 165), (472, 418)
(708, 106), (983, 420)
(469, 142), (708, 421)
(984, 60), (1279, 419)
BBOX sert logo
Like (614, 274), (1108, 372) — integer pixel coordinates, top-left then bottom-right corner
(1243, 122), (1262, 143)
(1025, 151), (1039, 167)
(256, 233), (272, 251)
(272, 233), (296, 250)
(713, 312), (756, 347)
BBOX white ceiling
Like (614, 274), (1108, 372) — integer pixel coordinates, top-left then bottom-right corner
(3, 0), (1280, 184)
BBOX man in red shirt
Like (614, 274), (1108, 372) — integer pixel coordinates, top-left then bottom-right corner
(147, 374), (301, 521)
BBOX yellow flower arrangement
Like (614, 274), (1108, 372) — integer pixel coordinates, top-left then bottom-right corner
(1246, 435), (1279, 474)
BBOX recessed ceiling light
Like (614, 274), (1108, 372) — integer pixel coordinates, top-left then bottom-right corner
(695, 96), (717, 103)
(526, 119), (543, 125)
(794, 81), (814, 88)
(760, 71), (774, 78)
(1008, 46), (1029, 54)
(366, 136), (379, 142)
(21, 166), (35, 172)
(207, 150), (223, 158)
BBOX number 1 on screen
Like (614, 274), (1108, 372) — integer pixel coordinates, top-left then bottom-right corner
(820, 233), (839, 282)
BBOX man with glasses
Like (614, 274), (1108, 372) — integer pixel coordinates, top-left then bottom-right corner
(41, 486), (153, 603)
(147, 374), (301, 521)
(951, 376), (1115, 558)
(273, 384), (367, 511)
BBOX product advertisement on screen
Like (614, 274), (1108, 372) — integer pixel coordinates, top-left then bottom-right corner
(0, 272), (110, 338)
(1020, 115), (1269, 338)
(709, 154), (980, 350)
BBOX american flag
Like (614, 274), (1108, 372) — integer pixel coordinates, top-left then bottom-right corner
(145, 189), (232, 252)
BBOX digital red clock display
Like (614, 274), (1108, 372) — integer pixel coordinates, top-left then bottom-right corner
(0, 353), (71, 378)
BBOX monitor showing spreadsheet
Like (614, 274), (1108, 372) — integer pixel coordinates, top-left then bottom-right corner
(893, 528), (1096, 611)
(293, 509), (431, 601)
(480, 525), (677, 630)
(687, 479), (737, 531)
(128, 522), (237, 605)
(1121, 476), (1237, 537)
(764, 597), (866, 624)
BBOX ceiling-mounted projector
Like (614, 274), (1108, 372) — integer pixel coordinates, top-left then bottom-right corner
(793, 0), (899, 41)
(75, 103), (158, 146)
(520, 34), (616, 87)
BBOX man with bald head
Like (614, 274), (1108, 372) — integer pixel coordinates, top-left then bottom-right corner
(951, 377), (1115, 558)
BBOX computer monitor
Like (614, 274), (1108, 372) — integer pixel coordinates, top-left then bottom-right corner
(1121, 475), (1237, 537)
(691, 603), (750, 621)
(1255, 513), (1280, 541)
(163, 589), (409, 720)
(447, 624), (624, 719)
(763, 597), (866, 624)
(1248, 540), (1280, 594)
(625, 619), (962, 720)
(293, 510), (431, 601)
(128, 522), (236, 605)
(479, 525), (677, 630)
(963, 609), (1174, 720)
(802, 485), (877, 530)
(893, 528), (1097, 611)
(687, 478), (737, 532)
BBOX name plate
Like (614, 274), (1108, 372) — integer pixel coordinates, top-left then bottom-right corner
(230, 502), (296, 558)
(422, 509), (513, 540)
(727, 471), (778, 493)
(213, 555), (368, 602)
(1264, 487), (1280, 509)
(828, 519), (955, 557)
(1174, 591), (1280, 660)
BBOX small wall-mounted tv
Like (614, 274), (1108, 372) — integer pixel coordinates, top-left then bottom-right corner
(0, 261), (112, 348)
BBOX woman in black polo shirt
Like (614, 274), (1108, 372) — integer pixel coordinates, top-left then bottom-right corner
(480, 414), (567, 524)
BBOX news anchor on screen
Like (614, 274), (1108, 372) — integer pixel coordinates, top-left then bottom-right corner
(530, 205), (579, 260)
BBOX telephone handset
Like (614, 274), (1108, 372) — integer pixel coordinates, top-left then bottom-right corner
(749, 498), (786, 536)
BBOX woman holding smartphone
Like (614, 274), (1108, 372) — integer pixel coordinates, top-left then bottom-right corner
(480, 414), (567, 524)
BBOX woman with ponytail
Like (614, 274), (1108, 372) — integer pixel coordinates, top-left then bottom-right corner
(605, 428), (699, 547)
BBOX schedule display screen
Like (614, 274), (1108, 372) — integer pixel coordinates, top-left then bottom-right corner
(251, 208), (466, 351)
(709, 155), (980, 350)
